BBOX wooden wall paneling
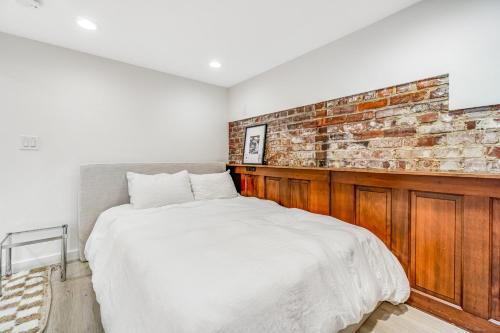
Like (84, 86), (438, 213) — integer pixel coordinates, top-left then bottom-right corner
(264, 177), (282, 203)
(279, 177), (290, 208)
(289, 180), (310, 210)
(356, 186), (392, 246)
(232, 166), (329, 182)
(410, 192), (463, 305)
(229, 164), (500, 332)
(309, 179), (330, 215)
(493, 199), (500, 322)
(239, 174), (248, 196)
(241, 174), (254, 197)
(391, 188), (410, 275)
(462, 196), (491, 319)
(256, 175), (265, 199)
(331, 182), (355, 224)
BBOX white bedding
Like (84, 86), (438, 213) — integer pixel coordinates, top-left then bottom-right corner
(85, 196), (410, 333)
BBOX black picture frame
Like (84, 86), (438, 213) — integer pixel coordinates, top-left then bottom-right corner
(242, 124), (267, 165)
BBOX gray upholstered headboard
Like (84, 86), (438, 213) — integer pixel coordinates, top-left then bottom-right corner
(78, 162), (227, 261)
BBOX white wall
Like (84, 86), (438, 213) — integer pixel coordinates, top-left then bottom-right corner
(0, 32), (227, 269)
(228, 0), (500, 121)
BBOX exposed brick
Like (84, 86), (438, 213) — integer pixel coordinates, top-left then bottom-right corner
(487, 147), (500, 158)
(363, 111), (375, 120)
(315, 151), (327, 160)
(376, 109), (394, 119)
(228, 74), (498, 174)
(322, 115), (346, 125)
(328, 105), (356, 115)
(411, 90), (428, 102)
(477, 132), (498, 144)
(346, 113), (364, 122)
(417, 112), (439, 123)
(396, 83), (414, 93)
(464, 159), (487, 172)
(449, 109), (464, 117)
(417, 135), (443, 147)
(314, 135), (328, 142)
(416, 76), (447, 89)
(429, 86), (448, 99)
(315, 102), (325, 110)
(384, 127), (416, 137)
(302, 120), (320, 128)
(357, 99), (388, 111)
(440, 160), (461, 171)
(466, 121), (476, 130)
(390, 93), (412, 105)
(376, 87), (395, 98)
(418, 123), (454, 134)
(355, 130), (384, 140)
(390, 91), (427, 105)
(315, 109), (326, 117)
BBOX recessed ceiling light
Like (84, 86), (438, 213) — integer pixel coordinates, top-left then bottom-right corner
(209, 60), (221, 69)
(76, 17), (98, 31)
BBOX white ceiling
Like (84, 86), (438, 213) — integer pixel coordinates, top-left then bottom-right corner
(0, 0), (420, 87)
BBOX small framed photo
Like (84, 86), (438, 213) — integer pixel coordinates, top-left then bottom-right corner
(243, 124), (267, 165)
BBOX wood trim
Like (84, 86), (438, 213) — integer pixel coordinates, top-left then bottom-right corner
(331, 171), (500, 198)
(229, 164), (500, 180)
(463, 196), (491, 318)
(408, 292), (500, 333)
(493, 199), (500, 321)
(391, 188), (410, 275)
(232, 165), (330, 181)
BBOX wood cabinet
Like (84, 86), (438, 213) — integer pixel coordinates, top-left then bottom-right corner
(229, 164), (500, 333)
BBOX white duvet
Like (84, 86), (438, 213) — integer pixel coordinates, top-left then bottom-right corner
(85, 196), (409, 333)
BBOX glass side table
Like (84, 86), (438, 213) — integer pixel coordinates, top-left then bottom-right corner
(0, 224), (68, 297)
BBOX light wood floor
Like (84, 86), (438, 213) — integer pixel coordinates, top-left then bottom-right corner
(45, 261), (468, 333)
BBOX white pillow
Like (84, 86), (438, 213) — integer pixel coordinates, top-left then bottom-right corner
(126, 170), (194, 209)
(189, 171), (238, 200)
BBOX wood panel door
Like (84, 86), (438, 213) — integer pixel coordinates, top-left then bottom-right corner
(356, 186), (392, 246)
(410, 192), (463, 305)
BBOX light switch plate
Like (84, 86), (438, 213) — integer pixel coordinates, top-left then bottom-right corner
(20, 135), (39, 150)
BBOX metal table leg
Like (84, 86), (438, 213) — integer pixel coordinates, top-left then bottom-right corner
(6, 247), (12, 276)
(0, 248), (3, 298)
(60, 225), (68, 281)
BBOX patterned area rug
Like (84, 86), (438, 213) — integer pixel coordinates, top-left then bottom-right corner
(0, 266), (52, 333)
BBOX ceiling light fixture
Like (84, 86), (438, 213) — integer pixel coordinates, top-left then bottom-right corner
(209, 60), (221, 69)
(76, 17), (98, 31)
(16, 0), (41, 8)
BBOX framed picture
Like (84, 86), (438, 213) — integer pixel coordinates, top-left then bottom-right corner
(243, 124), (267, 164)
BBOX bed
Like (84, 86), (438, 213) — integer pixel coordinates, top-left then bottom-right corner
(79, 162), (410, 333)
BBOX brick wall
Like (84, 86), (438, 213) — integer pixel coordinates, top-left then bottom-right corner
(228, 74), (500, 173)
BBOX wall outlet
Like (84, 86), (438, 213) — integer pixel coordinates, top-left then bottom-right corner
(20, 136), (39, 150)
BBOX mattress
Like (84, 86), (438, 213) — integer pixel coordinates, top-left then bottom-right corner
(85, 196), (410, 333)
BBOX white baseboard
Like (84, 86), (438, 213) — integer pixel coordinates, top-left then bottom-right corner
(6, 249), (79, 273)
